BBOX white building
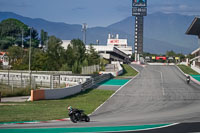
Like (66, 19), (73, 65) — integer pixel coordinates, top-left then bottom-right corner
(0, 52), (9, 66)
(107, 34), (133, 57)
(61, 40), (71, 50)
(186, 17), (200, 73)
(85, 45), (129, 63)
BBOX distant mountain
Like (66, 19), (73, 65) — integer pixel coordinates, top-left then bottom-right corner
(0, 12), (198, 54)
(0, 12), (82, 39)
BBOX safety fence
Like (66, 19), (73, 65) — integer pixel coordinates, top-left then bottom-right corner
(0, 72), (91, 90)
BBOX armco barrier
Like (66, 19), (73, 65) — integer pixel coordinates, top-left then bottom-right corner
(31, 85), (82, 101)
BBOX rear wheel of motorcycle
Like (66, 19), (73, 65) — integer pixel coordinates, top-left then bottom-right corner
(85, 116), (90, 122)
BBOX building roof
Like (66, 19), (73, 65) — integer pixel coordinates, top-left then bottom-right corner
(191, 47), (200, 55)
(61, 40), (71, 50)
(186, 17), (200, 37)
(0, 52), (8, 56)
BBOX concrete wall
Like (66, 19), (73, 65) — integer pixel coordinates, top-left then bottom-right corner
(44, 85), (82, 100)
(31, 85), (82, 101)
(111, 61), (123, 76)
(100, 62), (123, 77)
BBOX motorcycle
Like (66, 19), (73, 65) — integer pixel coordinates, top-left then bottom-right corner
(186, 76), (190, 84)
(68, 109), (90, 123)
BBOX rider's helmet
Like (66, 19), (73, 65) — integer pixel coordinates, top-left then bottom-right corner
(68, 106), (72, 110)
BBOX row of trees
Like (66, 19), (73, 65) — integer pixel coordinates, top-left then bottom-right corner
(0, 18), (104, 73)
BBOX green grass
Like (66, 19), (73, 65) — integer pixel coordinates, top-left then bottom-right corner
(177, 65), (199, 75)
(118, 64), (138, 77)
(0, 89), (114, 122)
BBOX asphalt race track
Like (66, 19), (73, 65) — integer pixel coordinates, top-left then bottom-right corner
(1, 64), (200, 132)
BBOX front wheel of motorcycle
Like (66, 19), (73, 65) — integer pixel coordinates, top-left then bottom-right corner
(85, 116), (90, 122)
(70, 116), (78, 123)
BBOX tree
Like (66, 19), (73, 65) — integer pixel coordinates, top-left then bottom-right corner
(166, 50), (176, 57)
(82, 59), (88, 67)
(7, 46), (24, 68)
(65, 44), (76, 68)
(60, 63), (71, 71)
(40, 29), (48, 45)
(31, 48), (48, 71)
(87, 44), (100, 66)
(70, 39), (86, 63)
(29, 28), (39, 48)
(64, 39), (87, 73)
(45, 36), (64, 70)
(0, 18), (40, 50)
(72, 61), (81, 74)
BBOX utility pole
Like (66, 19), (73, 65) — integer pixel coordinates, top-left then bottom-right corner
(29, 27), (32, 89)
(21, 29), (24, 48)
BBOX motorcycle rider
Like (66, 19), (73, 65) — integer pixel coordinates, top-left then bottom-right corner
(186, 75), (190, 84)
(68, 106), (82, 119)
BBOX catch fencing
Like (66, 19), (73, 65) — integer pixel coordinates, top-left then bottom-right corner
(0, 71), (91, 90)
(82, 65), (100, 74)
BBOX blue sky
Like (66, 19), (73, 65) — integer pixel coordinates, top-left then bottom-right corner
(0, 0), (200, 27)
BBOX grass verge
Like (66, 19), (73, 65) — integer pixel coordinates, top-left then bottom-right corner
(177, 65), (199, 75)
(118, 64), (138, 77)
(0, 89), (114, 122)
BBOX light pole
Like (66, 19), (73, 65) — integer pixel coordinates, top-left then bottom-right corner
(29, 27), (32, 88)
(21, 29), (24, 48)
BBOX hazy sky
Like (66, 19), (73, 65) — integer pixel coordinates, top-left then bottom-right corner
(0, 0), (200, 27)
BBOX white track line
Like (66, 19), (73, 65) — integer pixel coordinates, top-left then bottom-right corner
(103, 123), (180, 133)
(150, 69), (165, 96)
(91, 65), (140, 115)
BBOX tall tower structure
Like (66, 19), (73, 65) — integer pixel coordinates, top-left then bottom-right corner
(132, 0), (147, 61)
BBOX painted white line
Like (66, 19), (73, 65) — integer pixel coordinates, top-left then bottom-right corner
(135, 123), (179, 132)
(99, 123), (180, 133)
(150, 69), (165, 96)
(91, 65), (140, 115)
(160, 71), (165, 96)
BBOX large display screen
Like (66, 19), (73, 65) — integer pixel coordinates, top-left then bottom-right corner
(133, 0), (147, 7)
(132, 7), (147, 16)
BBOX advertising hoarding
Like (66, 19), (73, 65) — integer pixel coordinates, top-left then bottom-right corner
(156, 56), (167, 60)
(133, 0), (147, 7)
